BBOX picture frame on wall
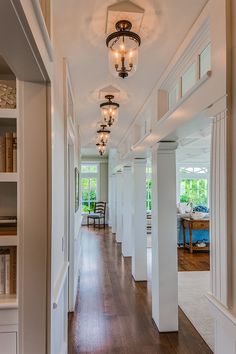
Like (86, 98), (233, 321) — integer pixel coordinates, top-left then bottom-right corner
(75, 167), (79, 212)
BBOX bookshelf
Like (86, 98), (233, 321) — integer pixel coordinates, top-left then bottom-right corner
(0, 236), (18, 247)
(0, 173), (18, 182)
(0, 66), (18, 354)
(0, 109), (17, 120)
(0, 294), (18, 309)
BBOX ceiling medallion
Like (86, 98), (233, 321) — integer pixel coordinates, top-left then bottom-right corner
(100, 94), (119, 127)
(97, 124), (111, 145)
(106, 20), (141, 79)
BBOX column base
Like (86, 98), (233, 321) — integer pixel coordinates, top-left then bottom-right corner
(207, 293), (236, 354)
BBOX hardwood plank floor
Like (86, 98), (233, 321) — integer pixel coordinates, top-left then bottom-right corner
(178, 248), (210, 271)
(69, 227), (212, 354)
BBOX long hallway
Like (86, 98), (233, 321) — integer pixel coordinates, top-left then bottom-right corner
(68, 227), (212, 354)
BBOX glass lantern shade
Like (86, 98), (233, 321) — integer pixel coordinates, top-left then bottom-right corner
(100, 95), (119, 127)
(97, 125), (110, 145)
(106, 20), (141, 79)
(96, 142), (106, 156)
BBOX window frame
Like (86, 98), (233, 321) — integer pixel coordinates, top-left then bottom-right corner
(81, 163), (100, 213)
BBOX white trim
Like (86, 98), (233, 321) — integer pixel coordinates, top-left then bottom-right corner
(210, 110), (228, 306)
(131, 130), (152, 150)
(31, 0), (53, 61)
(207, 293), (236, 354)
(161, 20), (210, 91)
(59, 342), (67, 354)
(158, 71), (211, 123)
(53, 262), (69, 309)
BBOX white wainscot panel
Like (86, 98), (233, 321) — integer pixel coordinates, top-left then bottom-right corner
(0, 332), (17, 354)
(52, 286), (67, 354)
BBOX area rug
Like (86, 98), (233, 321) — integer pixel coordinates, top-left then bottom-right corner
(178, 271), (214, 351)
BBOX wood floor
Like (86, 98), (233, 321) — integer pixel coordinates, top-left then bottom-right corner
(178, 248), (210, 271)
(69, 227), (212, 354)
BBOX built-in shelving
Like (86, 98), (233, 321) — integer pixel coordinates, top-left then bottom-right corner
(0, 294), (18, 309)
(0, 236), (18, 247)
(0, 69), (18, 337)
(0, 108), (17, 119)
(0, 173), (18, 182)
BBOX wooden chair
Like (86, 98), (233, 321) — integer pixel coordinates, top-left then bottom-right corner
(87, 201), (106, 228)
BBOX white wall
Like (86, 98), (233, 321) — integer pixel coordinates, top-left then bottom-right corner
(50, 32), (82, 354)
(50, 34), (68, 354)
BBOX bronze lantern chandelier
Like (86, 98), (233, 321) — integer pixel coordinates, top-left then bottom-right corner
(97, 124), (111, 145)
(96, 142), (106, 156)
(100, 94), (119, 127)
(106, 20), (141, 79)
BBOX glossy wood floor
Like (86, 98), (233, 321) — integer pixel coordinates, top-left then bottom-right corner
(178, 248), (210, 271)
(69, 227), (212, 354)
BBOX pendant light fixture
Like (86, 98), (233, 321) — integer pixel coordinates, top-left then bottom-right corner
(106, 20), (141, 79)
(96, 142), (106, 156)
(100, 95), (119, 127)
(97, 124), (111, 145)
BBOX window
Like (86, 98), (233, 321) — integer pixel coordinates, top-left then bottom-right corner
(146, 179), (152, 211)
(200, 43), (211, 78)
(180, 179), (208, 206)
(146, 165), (152, 212)
(178, 166), (209, 207)
(169, 82), (179, 110)
(81, 163), (99, 212)
(81, 164), (98, 173)
(182, 63), (196, 96)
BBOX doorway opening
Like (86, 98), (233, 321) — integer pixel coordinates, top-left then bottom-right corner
(175, 118), (214, 351)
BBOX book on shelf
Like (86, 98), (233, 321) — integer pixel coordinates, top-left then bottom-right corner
(5, 132), (13, 172)
(0, 247), (16, 296)
(0, 253), (5, 294)
(13, 132), (17, 172)
(5, 253), (10, 294)
(10, 247), (16, 294)
(0, 136), (5, 172)
(0, 216), (17, 236)
(0, 131), (17, 173)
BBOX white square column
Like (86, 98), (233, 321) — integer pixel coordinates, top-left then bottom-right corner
(116, 171), (123, 243)
(152, 142), (178, 332)
(132, 158), (147, 281)
(122, 166), (133, 257)
(111, 174), (117, 234)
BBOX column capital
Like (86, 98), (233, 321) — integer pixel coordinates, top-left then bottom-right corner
(212, 110), (228, 123)
(154, 141), (178, 152)
(133, 158), (147, 165)
(123, 165), (132, 172)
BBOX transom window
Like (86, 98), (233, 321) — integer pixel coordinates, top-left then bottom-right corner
(200, 43), (211, 78)
(81, 164), (98, 173)
(81, 163), (99, 213)
(180, 167), (208, 175)
(167, 43), (211, 112)
(182, 63), (196, 96)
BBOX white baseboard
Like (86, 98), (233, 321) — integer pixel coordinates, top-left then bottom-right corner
(59, 342), (67, 354)
(207, 293), (236, 354)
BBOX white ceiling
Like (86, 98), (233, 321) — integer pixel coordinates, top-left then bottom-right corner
(174, 113), (212, 164)
(176, 131), (211, 165)
(53, 0), (208, 152)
